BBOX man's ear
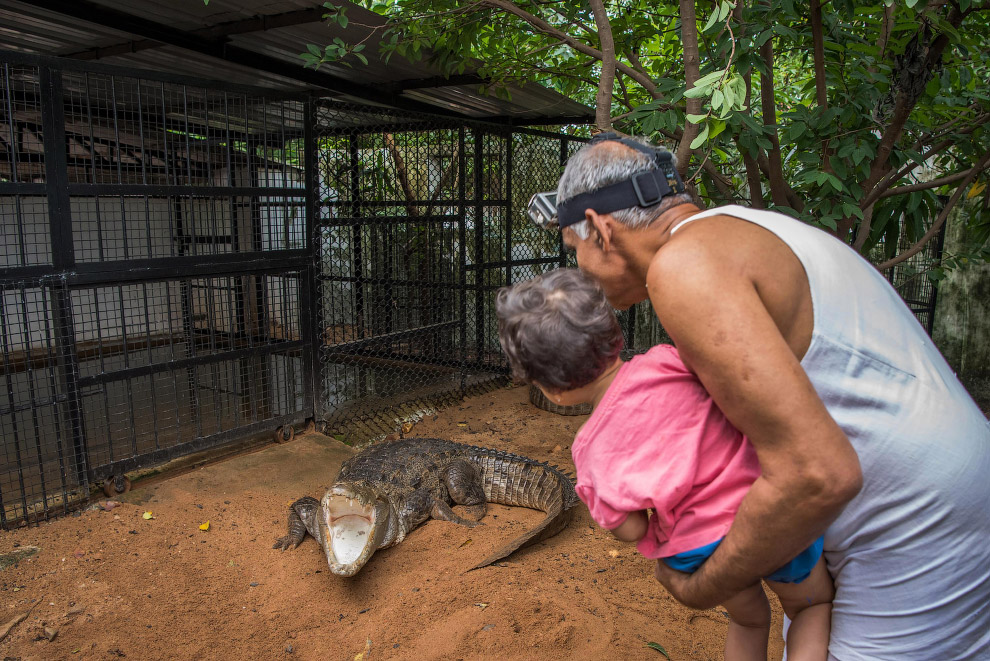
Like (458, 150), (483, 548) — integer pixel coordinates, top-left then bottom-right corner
(586, 209), (613, 252)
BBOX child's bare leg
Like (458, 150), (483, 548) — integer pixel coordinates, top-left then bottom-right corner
(721, 582), (772, 661)
(765, 557), (834, 661)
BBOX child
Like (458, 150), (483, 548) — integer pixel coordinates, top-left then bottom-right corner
(496, 267), (833, 661)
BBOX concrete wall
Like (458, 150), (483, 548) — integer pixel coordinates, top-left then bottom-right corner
(933, 207), (990, 376)
(932, 205), (990, 413)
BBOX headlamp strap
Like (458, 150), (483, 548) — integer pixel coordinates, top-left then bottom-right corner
(557, 132), (685, 229)
(557, 171), (672, 228)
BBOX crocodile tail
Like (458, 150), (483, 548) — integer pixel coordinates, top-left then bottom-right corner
(468, 448), (579, 571)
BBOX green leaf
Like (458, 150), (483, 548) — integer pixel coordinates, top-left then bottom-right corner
(306, 43), (321, 57)
(703, 8), (722, 32)
(645, 642), (671, 659)
(709, 118), (727, 140)
(354, 52), (368, 66)
(695, 70), (726, 87)
(686, 113), (709, 124)
(690, 123), (711, 149)
(684, 85), (711, 99)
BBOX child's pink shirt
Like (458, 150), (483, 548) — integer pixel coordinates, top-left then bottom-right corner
(570, 344), (760, 558)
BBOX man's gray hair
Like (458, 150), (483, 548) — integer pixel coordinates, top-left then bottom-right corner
(495, 268), (623, 391)
(557, 136), (693, 239)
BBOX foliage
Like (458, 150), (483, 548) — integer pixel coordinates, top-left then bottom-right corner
(297, 0), (990, 274)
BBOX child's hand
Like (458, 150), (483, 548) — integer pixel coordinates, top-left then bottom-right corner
(609, 510), (648, 542)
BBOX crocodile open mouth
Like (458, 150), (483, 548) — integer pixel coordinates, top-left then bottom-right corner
(325, 495), (375, 567)
(320, 484), (385, 577)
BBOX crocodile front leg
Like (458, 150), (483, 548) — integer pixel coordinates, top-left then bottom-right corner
(443, 458), (487, 522)
(273, 496), (322, 550)
(399, 487), (482, 531)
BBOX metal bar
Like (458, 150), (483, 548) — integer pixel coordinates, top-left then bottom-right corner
(0, 266), (62, 281)
(141, 282), (161, 451)
(491, 115), (595, 128)
(40, 66), (90, 491)
(0, 290), (23, 528)
(39, 284), (72, 518)
(301, 96), (319, 421)
(320, 213), (461, 228)
(88, 410), (306, 482)
(349, 135), (365, 338)
(118, 284), (139, 459)
(457, 126), (468, 393)
(0, 182), (46, 195)
(559, 138), (569, 267)
(465, 256), (562, 271)
(66, 6), (333, 61)
(64, 183), (303, 196)
(473, 129), (485, 368)
(320, 199), (505, 208)
(63, 251), (310, 286)
(504, 133), (513, 287)
(320, 274), (477, 288)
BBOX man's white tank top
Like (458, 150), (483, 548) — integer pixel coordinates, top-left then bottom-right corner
(672, 205), (990, 660)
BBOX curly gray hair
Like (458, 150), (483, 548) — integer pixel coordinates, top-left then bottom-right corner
(557, 137), (693, 239)
(495, 268), (623, 391)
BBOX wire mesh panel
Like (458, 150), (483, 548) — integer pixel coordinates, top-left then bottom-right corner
(315, 104), (468, 434)
(313, 103), (583, 435)
(0, 277), (84, 526)
(0, 51), (312, 527)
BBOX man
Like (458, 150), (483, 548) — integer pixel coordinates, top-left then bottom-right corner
(545, 134), (990, 658)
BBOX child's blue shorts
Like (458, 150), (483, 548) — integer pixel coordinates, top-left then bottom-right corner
(661, 535), (825, 584)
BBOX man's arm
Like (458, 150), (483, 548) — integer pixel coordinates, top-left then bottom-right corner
(609, 510), (648, 542)
(645, 229), (862, 610)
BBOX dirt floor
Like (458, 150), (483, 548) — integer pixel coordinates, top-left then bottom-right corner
(0, 384), (788, 661)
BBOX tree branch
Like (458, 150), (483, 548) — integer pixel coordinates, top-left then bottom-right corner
(480, 0), (662, 98)
(854, 6), (964, 249)
(759, 33), (791, 207)
(675, 0), (701, 176)
(810, 0), (828, 109)
(589, 0), (616, 132)
(879, 161), (990, 198)
(868, 2), (896, 76)
(877, 150), (990, 270)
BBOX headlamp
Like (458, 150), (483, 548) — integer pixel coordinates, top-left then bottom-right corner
(525, 132), (686, 230)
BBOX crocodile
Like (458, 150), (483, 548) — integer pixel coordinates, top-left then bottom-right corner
(273, 437), (579, 577)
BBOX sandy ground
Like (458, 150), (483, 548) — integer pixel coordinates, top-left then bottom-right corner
(0, 384), (787, 660)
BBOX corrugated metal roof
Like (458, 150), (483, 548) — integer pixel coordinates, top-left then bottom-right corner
(0, 0), (592, 123)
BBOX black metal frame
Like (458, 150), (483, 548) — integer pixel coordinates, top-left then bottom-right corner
(1, 51), (315, 527)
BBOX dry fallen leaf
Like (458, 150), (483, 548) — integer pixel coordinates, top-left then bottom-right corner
(474, 602), (489, 610)
(401, 421), (414, 434)
(608, 549), (620, 559)
(142, 511), (154, 520)
(199, 521), (210, 531)
(354, 638), (372, 660)
(457, 422), (467, 428)
(459, 538), (473, 548)
(0, 612), (28, 641)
